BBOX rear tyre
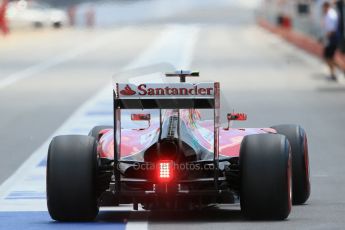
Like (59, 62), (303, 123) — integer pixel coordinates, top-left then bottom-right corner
(271, 124), (310, 205)
(240, 134), (292, 220)
(88, 125), (113, 140)
(47, 135), (99, 221)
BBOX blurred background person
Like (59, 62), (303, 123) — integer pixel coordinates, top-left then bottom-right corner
(322, 1), (339, 80)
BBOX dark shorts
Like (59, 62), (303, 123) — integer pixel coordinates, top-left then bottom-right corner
(323, 34), (338, 59)
(324, 44), (337, 59)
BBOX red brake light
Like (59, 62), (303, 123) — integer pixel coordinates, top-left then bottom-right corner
(157, 160), (173, 182)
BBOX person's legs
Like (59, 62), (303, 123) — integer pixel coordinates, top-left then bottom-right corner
(324, 44), (338, 80)
(326, 58), (336, 79)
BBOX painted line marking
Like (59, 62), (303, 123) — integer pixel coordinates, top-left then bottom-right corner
(126, 221), (149, 230)
(0, 87), (113, 210)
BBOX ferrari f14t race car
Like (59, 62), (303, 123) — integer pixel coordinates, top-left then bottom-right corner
(46, 71), (310, 221)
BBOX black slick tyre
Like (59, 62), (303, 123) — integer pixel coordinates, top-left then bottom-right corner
(240, 134), (292, 220)
(271, 124), (310, 205)
(47, 135), (99, 221)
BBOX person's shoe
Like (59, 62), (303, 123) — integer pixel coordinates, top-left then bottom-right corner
(330, 74), (337, 81)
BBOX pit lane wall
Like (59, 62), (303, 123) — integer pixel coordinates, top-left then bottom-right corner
(257, 0), (345, 70)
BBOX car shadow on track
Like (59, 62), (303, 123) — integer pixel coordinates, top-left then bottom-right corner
(45, 205), (292, 225)
(95, 206), (246, 223)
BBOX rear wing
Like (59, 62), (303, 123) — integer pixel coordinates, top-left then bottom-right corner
(113, 81), (220, 193)
(114, 82), (218, 109)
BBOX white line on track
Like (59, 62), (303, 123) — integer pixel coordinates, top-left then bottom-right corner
(0, 24), (200, 229)
(0, 87), (113, 210)
(126, 221), (149, 230)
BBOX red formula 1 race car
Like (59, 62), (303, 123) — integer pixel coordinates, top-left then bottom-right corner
(46, 71), (310, 221)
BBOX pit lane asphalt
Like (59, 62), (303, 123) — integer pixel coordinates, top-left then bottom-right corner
(1, 1), (345, 229)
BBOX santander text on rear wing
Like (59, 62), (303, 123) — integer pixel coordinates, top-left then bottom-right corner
(114, 83), (219, 109)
